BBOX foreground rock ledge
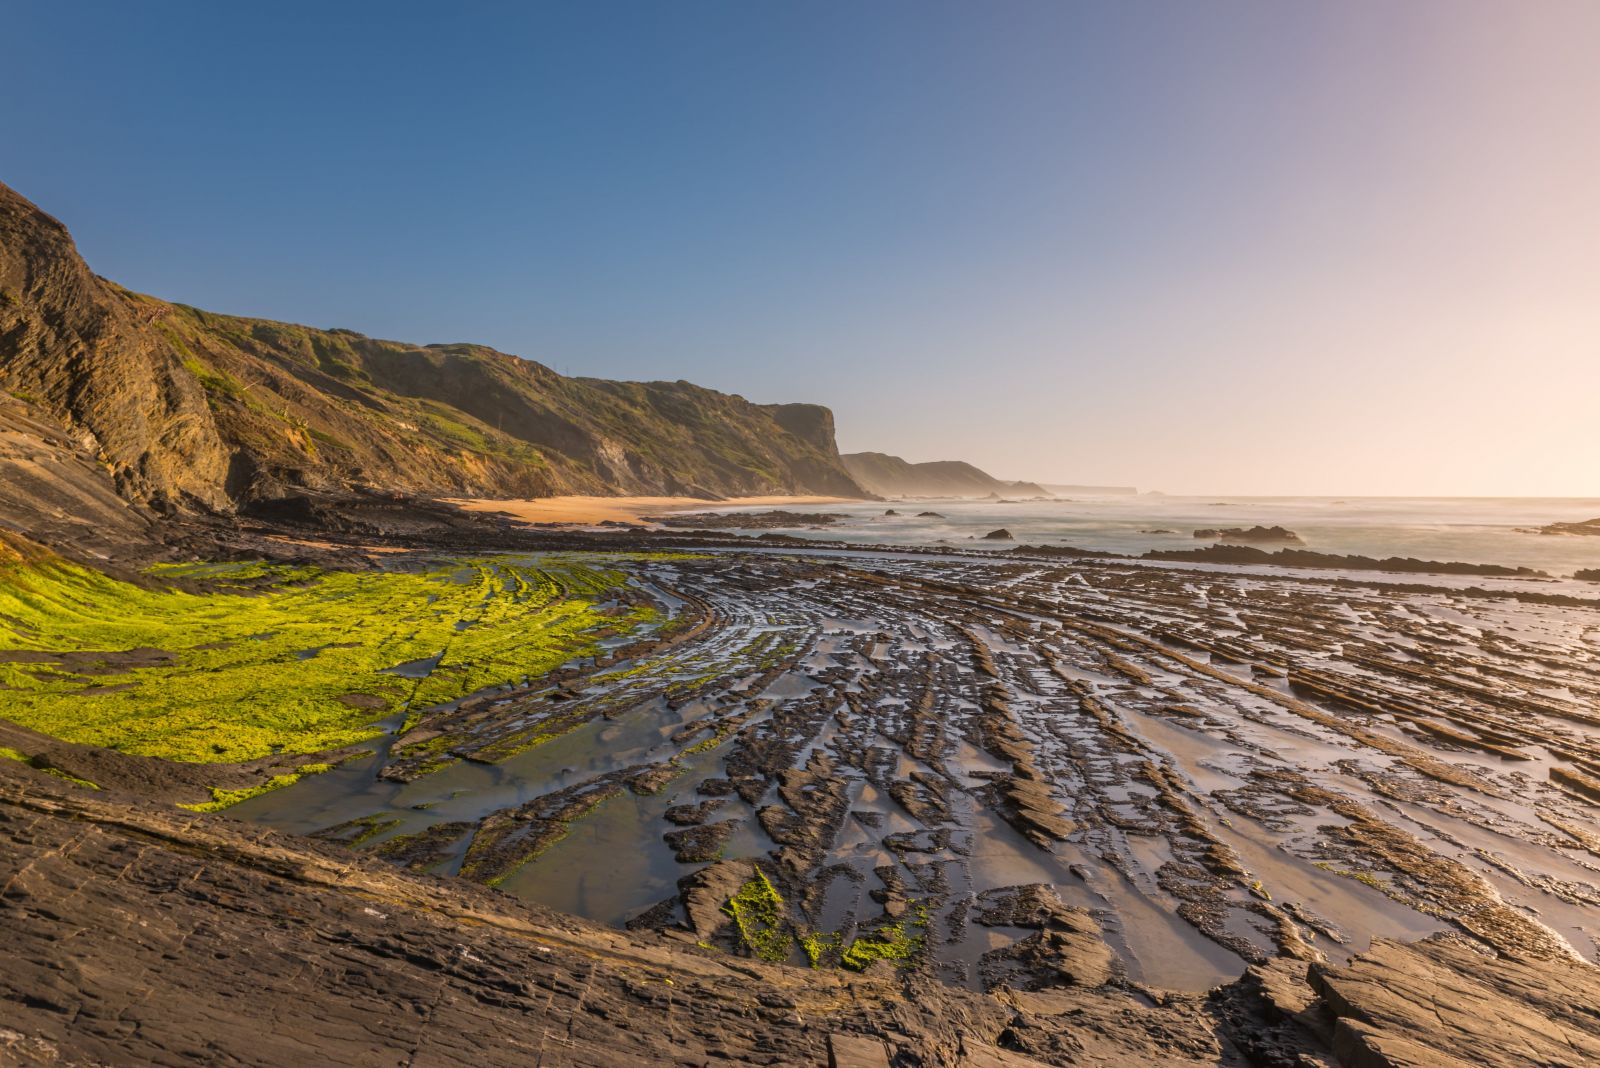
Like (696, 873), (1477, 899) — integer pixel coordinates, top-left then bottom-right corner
(2, 768), (1599, 1067)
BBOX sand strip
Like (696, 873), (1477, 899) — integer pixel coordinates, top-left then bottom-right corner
(450, 495), (862, 526)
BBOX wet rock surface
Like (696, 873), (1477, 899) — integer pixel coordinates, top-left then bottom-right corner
(148, 544), (1599, 1004)
(2, 502), (1599, 1063)
(8, 766), (1599, 1066)
(1149, 543), (1549, 577)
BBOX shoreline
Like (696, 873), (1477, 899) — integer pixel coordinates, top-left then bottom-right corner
(449, 494), (863, 526)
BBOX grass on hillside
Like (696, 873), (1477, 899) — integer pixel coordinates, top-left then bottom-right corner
(0, 553), (665, 767)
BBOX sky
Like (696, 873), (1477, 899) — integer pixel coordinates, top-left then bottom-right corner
(7, 1), (1599, 496)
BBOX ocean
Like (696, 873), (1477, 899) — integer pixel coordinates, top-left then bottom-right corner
(706, 495), (1600, 577)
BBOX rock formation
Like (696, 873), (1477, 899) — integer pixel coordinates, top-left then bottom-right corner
(1149, 544), (1548, 577)
(841, 451), (1048, 498)
(1194, 525), (1304, 544)
(0, 180), (867, 547)
(1537, 517), (1600, 536)
(6, 765), (1600, 1067)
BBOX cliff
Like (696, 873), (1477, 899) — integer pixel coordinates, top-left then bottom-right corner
(841, 451), (1047, 497)
(0, 181), (866, 544)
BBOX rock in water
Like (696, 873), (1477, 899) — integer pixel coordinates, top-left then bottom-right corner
(984, 528), (1013, 540)
(1193, 525), (1304, 544)
(1536, 517), (1600, 536)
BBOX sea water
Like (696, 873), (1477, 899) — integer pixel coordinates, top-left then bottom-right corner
(700, 496), (1600, 577)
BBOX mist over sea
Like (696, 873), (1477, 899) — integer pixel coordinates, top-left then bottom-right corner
(712, 496), (1600, 577)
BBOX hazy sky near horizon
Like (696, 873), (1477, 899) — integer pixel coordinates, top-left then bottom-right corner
(8, 2), (1598, 496)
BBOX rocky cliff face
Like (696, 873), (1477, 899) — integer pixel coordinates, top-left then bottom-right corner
(0, 186), (231, 515)
(0, 181), (865, 531)
(842, 451), (1046, 497)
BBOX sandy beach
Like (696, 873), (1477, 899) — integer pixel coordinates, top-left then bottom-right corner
(450, 494), (861, 526)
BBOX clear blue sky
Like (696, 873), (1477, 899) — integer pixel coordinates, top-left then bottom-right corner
(9, 1), (1599, 494)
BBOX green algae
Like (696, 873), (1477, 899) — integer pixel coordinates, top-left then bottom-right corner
(1314, 860), (1387, 890)
(180, 773), (306, 812)
(800, 930), (841, 968)
(722, 867), (791, 963)
(840, 922), (921, 971)
(681, 731), (728, 756)
(840, 902), (929, 972)
(0, 553), (665, 770)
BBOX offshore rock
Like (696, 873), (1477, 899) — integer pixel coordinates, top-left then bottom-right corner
(1193, 525), (1304, 544)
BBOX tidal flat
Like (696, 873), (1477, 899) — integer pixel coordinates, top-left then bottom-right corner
(200, 547), (1600, 991)
(6, 539), (1600, 1064)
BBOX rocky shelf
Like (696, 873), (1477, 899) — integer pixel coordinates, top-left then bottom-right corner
(5, 767), (1600, 1067)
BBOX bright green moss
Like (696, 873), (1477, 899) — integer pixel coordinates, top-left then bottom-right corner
(0, 554), (663, 768)
(840, 922), (921, 971)
(722, 867), (791, 963)
(800, 930), (841, 968)
(180, 773), (305, 812)
(841, 902), (928, 972)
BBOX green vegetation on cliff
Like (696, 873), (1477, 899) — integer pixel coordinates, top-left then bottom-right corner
(0, 551), (662, 765)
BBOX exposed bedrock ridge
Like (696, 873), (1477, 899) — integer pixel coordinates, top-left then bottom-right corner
(5, 769), (1600, 1066)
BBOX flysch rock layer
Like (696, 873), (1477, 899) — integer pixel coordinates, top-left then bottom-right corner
(5, 764), (1600, 1066)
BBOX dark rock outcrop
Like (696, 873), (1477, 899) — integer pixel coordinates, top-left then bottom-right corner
(644, 510), (846, 530)
(1194, 525), (1304, 544)
(1536, 517), (1600, 536)
(984, 528), (1014, 540)
(1149, 544), (1548, 577)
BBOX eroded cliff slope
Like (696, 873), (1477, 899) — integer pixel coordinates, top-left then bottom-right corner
(842, 451), (1046, 497)
(0, 181), (864, 541)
